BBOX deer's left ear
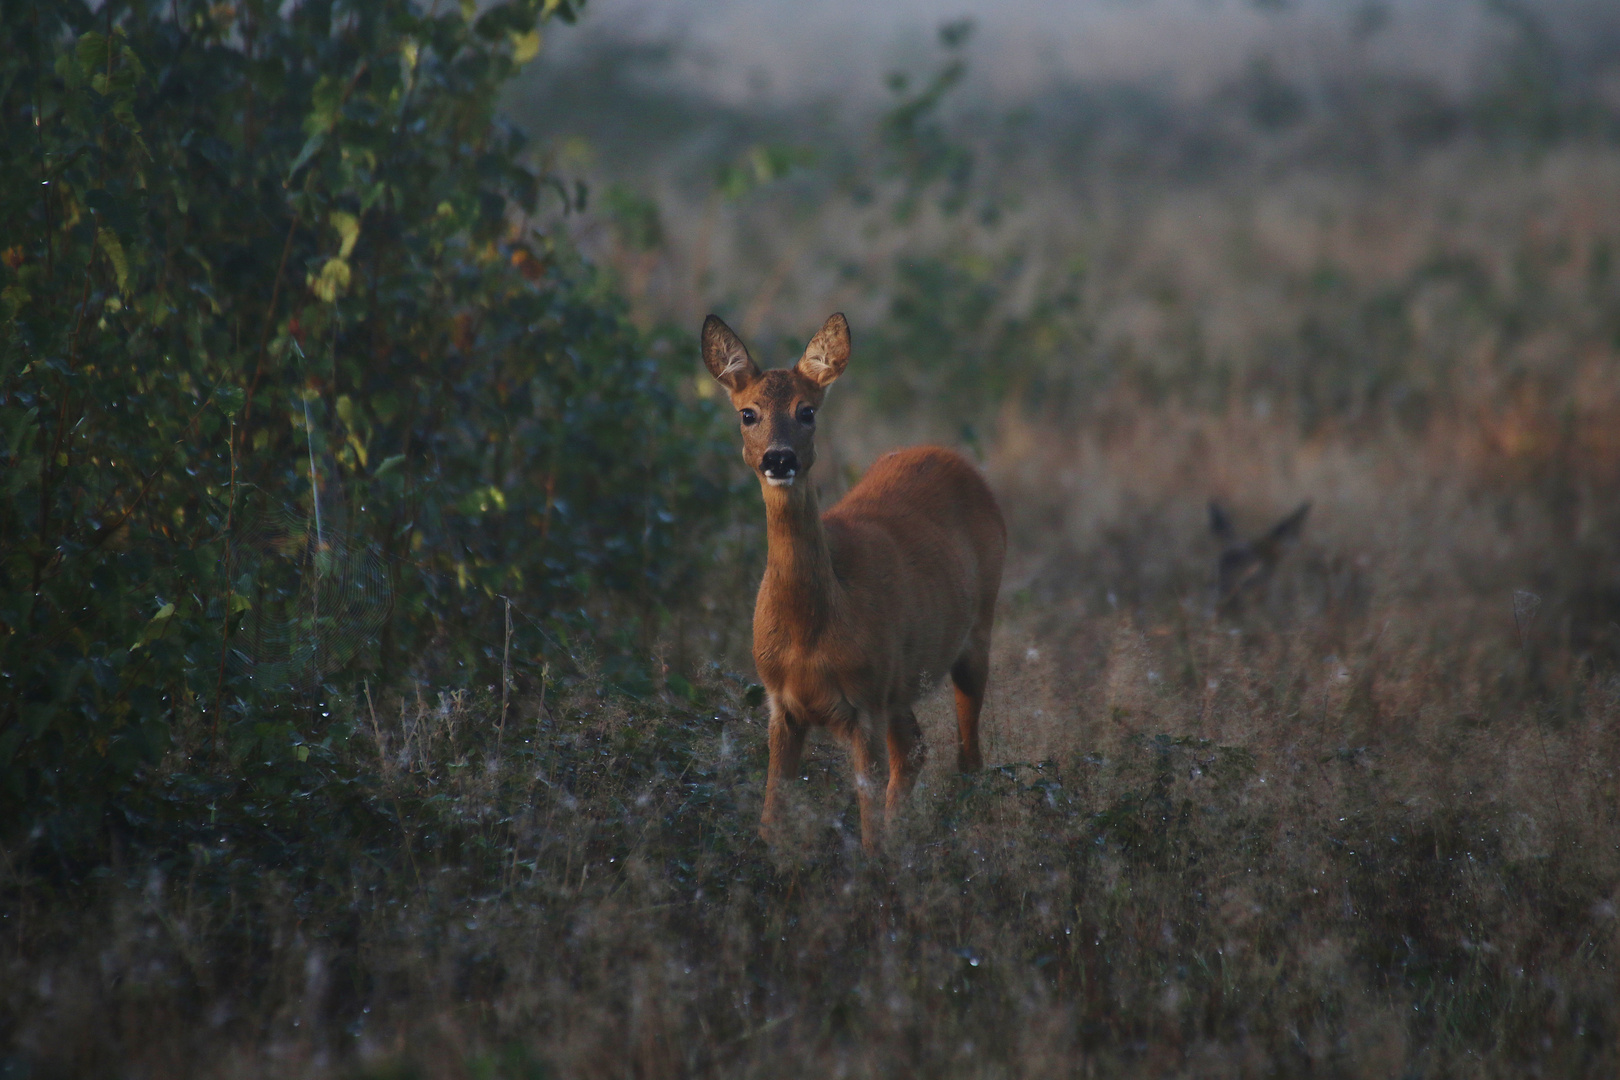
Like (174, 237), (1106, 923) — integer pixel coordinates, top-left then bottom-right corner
(796, 313), (850, 387)
(702, 314), (760, 393)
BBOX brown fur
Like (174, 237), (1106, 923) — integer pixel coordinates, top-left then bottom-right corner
(702, 313), (1007, 853)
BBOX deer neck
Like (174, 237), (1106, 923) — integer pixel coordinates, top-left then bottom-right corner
(760, 478), (841, 642)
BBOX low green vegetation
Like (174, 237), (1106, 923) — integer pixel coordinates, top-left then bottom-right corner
(1, 0), (742, 851)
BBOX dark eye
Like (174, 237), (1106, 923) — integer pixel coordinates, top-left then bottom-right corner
(740, 408), (758, 426)
(797, 405), (815, 425)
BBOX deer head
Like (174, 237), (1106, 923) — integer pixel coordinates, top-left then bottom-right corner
(702, 313), (849, 489)
(1210, 500), (1311, 612)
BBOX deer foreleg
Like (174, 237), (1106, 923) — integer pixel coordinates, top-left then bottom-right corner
(760, 698), (806, 844)
(886, 707), (926, 820)
(849, 722), (888, 855)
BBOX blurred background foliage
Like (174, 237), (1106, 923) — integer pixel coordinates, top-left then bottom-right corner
(0, 0), (745, 849)
(513, 0), (1620, 428)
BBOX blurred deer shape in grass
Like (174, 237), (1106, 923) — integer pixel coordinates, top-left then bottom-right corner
(1209, 500), (1311, 615)
(703, 313), (1006, 854)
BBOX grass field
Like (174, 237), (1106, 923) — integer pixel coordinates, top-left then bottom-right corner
(7, 391), (1620, 1077)
(8, 4), (1620, 1075)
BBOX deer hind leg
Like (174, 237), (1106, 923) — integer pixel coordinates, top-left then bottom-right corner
(885, 707), (926, 821)
(848, 722), (888, 855)
(951, 635), (990, 773)
(759, 697), (806, 844)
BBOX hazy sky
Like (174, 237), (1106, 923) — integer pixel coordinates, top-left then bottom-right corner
(544, 0), (1513, 104)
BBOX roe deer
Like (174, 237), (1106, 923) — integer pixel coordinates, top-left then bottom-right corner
(702, 313), (1006, 854)
(1209, 500), (1311, 614)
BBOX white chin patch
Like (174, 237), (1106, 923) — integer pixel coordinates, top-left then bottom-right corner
(765, 475), (796, 487)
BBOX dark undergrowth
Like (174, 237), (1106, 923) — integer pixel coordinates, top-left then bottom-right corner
(5, 621), (1616, 1077)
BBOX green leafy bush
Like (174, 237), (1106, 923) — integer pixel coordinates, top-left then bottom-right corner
(0, 0), (739, 839)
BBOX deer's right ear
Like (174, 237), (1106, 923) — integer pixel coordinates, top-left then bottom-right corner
(796, 312), (850, 388)
(702, 315), (760, 393)
(1267, 501), (1311, 545)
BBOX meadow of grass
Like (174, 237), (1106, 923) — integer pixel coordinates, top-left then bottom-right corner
(8, 5), (1620, 1077)
(6, 387), (1620, 1077)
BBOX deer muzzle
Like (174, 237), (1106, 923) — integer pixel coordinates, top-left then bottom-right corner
(761, 447), (799, 487)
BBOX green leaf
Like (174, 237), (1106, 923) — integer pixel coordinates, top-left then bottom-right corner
(75, 31), (109, 75)
(330, 211), (361, 259)
(0, 724), (25, 767)
(307, 257), (351, 302)
(131, 602), (177, 651)
(97, 228), (130, 295)
(1, 406), (39, 456)
(286, 132), (326, 183)
(510, 29), (541, 64)
(306, 74), (347, 134)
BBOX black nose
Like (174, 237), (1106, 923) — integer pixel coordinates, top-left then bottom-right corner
(761, 448), (799, 478)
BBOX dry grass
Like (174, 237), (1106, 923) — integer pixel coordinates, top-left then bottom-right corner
(6, 393), (1620, 1078)
(11, 27), (1620, 1073)
(10, 4), (1620, 1072)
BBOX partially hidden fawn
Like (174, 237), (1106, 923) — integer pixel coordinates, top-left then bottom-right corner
(702, 313), (1006, 854)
